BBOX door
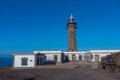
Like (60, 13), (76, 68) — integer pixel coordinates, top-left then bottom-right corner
(36, 57), (44, 65)
(79, 55), (82, 61)
(36, 54), (44, 65)
(72, 54), (76, 61)
(95, 55), (99, 62)
(54, 55), (58, 62)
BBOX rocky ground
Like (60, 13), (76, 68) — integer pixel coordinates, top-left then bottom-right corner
(0, 67), (120, 80)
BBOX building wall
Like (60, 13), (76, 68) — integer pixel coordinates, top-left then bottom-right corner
(90, 50), (120, 62)
(33, 51), (62, 63)
(91, 52), (111, 62)
(45, 53), (62, 62)
(74, 54), (85, 61)
(64, 52), (86, 61)
(13, 50), (120, 68)
(13, 55), (35, 67)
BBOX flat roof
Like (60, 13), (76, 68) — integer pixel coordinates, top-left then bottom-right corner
(33, 51), (62, 54)
(90, 50), (120, 53)
(13, 53), (34, 55)
(63, 51), (87, 54)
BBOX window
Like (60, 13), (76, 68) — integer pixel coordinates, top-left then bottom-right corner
(21, 57), (28, 66)
(95, 55), (99, 62)
(79, 55), (82, 61)
(54, 55), (58, 62)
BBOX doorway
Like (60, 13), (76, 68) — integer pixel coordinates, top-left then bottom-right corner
(36, 54), (45, 65)
(95, 55), (99, 62)
(54, 55), (58, 62)
(79, 55), (82, 61)
(72, 54), (76, 61)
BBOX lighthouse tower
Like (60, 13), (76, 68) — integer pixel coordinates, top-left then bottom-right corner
(67, 15), (78, 51)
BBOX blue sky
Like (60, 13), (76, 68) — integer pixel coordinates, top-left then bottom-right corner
(0, 0), (120, 57)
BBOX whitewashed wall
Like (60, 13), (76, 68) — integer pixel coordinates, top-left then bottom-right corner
(75, 54), (85, 61)
(91, 52), (110, 62)
(90, 50), (120, 62)
(45, 53), (62, 62)
(13, 50), (120, 68)
(33, 51), (62, 63)
(64, 52), (86, 61)
(13, 54), (35, 67)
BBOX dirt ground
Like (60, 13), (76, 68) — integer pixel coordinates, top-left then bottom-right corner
(0, 67), (120, 80)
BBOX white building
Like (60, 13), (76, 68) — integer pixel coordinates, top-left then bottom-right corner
(13, 50), (120, 68)
(13, 54), (35, 67)
(90, 50), (120, 62)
